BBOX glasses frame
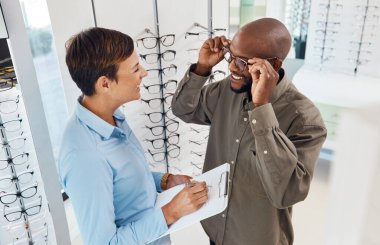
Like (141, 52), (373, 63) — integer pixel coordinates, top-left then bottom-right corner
(222, 46), (282, 72)
(136, 34), (175, 49)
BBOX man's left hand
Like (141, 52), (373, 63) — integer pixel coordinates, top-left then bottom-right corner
(248, 58), (279, 107)
(167, 174), (192, 189)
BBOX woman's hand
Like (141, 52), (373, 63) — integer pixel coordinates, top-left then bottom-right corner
(162, 181), (208, 225)
(166, 174), (192, 189)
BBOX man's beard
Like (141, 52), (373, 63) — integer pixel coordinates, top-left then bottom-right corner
(230, 75), (252, 94)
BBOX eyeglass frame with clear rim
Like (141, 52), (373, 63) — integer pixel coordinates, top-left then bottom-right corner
(222, 46), (282, 72)
(136, 34), (175, 49)
(142, 80), (177, 94)
(0, 170), (34, 190)
(140, 50), (176, 64)
(0, 118), (23, 132)
(0, 95), (20, 114)
(146, 64), (177, 79)
(0, 152), (30, 170)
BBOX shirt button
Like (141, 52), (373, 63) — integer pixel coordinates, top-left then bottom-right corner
(222, 214), (226, 218)
(264, 150), (268, 154)
(252, 119), (257, 124)
(235, 139), (239, 143)
(243, 118), (247, 122)
(231, 161), (234, 164)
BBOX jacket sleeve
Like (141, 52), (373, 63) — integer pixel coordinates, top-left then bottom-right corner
(171, 64), (224, 125)
(249, 103), (327, 209)
(60, 150), (168, 245)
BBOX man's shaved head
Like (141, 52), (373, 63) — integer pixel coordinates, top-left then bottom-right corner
(231, 18), (292, 60)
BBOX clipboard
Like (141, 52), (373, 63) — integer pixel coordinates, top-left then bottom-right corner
(148, 163), (230, 244)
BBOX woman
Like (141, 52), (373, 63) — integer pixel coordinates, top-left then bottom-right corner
(58, 27), (208, 245)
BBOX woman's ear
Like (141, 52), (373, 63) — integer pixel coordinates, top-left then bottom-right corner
(94, 75), (112, 94)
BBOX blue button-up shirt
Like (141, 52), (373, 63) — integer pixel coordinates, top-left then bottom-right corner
(58, 98), (168, 244)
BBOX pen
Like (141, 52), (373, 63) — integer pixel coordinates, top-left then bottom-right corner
(185, 182), (212, 188)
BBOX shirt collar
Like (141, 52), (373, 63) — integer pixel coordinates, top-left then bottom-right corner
(75, 96), (127, 140)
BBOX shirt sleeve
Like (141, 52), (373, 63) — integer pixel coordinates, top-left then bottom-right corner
(152, 172), (164, 193)
(248, 103), (327, 209)
(171, 64), (224, 125)
(59, 150), (168, 245)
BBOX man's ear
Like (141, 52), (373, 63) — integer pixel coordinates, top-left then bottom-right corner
(94, 75), (112, 94)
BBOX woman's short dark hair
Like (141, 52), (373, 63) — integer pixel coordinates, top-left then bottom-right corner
(65, 27), (134, 96)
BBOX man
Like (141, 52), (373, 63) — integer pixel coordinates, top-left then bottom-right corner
(172, 18), (327, 245)
(59, 27), (208, 245)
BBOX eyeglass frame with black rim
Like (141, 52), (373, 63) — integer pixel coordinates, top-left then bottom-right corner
(140, 50), (176, 64)
(136, 34), (175, 49)
(222, 46), (282, 73)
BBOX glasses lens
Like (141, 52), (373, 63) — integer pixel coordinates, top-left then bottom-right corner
(5, 210), (22, 222)
(18, 171), (34, 185)
(3, 119), (22, 132)
(0, 99), (18, 114)
(12, 153), (29, 165)
(0, 177), (12, 189)
(164, 80), (177, 91)
(147, 112), (163, 123)
(164, 94), (173, 104)
(168, 134), (179, 144)
(234, 57), (247, 71)
(141, 37), (158, 49)
(151, 151), (166, 162)
(146, 84), (162, 94)
(162, 65), (177, 77)
(6, 138), (26, 150)
(162, 50), (176, 61)
(152, 139), (165, 149)
(148, 98), (163, 109)
(25, 204), (42, 216)
(147, 69), (160, 79)
(21, 185), (37, 198)
(166, 121), (179, 133)
(168, 146), (180, 158)
(150, 126), (164, 136)
(1, 194), (17, 204)
(160, 34), (175, 47)
(143, 53), (160, 64)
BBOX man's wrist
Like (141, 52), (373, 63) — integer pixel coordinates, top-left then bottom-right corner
(161, 173), (172, 190)
(193, 63), (212, 76)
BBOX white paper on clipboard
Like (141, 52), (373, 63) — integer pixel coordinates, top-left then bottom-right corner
(148, 163), (230, 244)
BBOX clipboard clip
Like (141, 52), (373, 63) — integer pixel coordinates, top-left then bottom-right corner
(218, 171), (229, 198)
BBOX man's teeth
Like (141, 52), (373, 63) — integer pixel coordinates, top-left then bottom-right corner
(232, 74), (242, 80)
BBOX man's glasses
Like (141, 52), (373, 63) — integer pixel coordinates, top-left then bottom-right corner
(143, 80), (177, 94)
(3, 195), (42, 222)
(136, 34), (175, 49)
(140, 50), (176, 64)
(141, 93), (173, 109)
(146, 64), (177, 79)
(0, 153), (30, 170)
(145, 120), (179, 136)
(222, 46), (282, 72)
(0, 184), (38, 204)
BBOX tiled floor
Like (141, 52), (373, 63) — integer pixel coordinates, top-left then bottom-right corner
(65, 159), (331, 245)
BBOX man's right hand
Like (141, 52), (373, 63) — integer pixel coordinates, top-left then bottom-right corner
(194, 36), (231, 76)
(162, 181), (208, 225)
